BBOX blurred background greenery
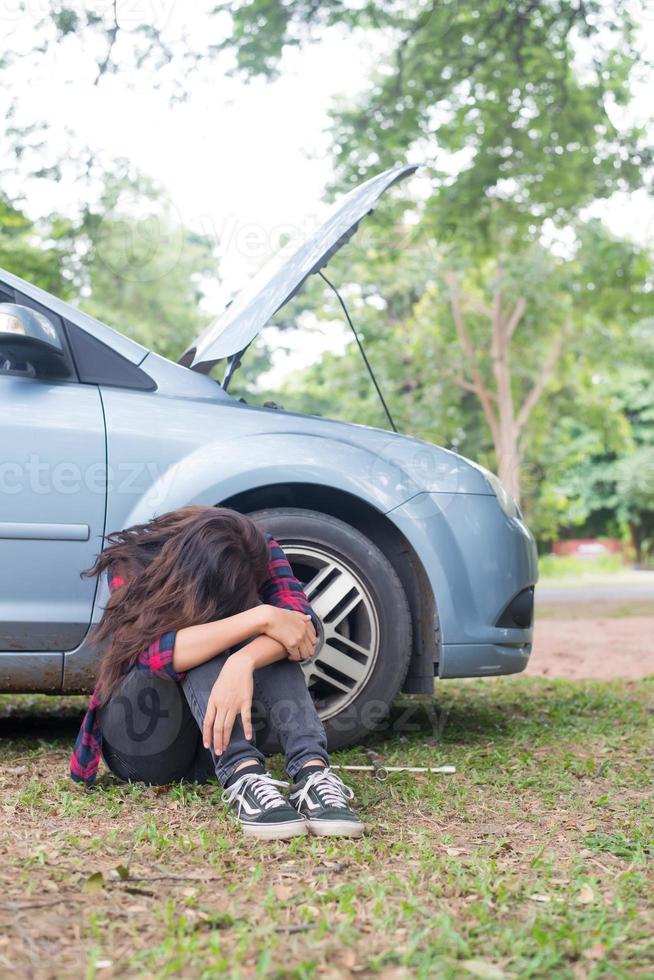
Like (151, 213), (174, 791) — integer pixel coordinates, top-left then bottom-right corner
(1, 1), (653, 564)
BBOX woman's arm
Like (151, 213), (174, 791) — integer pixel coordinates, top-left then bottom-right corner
(171, 605), (268, 672)
(171, 604), (316, 673)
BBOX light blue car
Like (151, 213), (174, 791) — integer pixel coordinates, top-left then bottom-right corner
(0, 165), (538, 747)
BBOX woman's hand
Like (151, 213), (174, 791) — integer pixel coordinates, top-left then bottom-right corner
(203, 653), (254, 755)
(261, 606), (317, 661)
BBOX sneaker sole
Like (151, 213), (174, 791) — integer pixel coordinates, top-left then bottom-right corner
(305, 818), (364, 838)
(241, 819), (308, 841)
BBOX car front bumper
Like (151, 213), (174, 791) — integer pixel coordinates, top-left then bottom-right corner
(387, 491), (539, 678)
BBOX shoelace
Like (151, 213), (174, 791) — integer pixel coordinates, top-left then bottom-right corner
(221, 772), (289, 817)
(293, 768), (354, 809)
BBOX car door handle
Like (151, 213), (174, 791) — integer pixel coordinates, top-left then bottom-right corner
(0, 522), (91, 541)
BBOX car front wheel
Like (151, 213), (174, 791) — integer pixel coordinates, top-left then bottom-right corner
(248, 507), (412, 750)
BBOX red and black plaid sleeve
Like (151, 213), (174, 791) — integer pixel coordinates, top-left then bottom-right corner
(259, 534), (320, 632)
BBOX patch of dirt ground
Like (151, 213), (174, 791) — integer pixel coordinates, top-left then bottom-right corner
(528, 615), (654, 680)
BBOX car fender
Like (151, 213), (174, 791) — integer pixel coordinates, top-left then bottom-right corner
(109, 431), (429, 533)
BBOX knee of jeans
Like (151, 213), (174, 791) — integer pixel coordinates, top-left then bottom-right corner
(266, 696), (323, 734)
(263, 657), (310, 688)
(249, 698), (267, 734)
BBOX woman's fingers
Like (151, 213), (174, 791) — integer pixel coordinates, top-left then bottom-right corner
(241, 701), (253, 742)
(213, 710), (226, 754)
(297, 636), (312, 660)
(221, 710), (236, 753)
(209, 706), (243, 754)
(301, 622), (318, 659)
(203, 699), (217, 749)
(284, 621), (318, 660)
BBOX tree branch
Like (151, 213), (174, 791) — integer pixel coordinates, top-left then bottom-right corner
(505, 297), (527, 342)
(445, 272), (500, 445)
(515, 325), (567, 434)
(466, 298), (495, 319)
(94, 0), (119, 85)
(451, 374), (498, 401)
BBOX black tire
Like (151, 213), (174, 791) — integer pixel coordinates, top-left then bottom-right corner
(248, 507), (412, 751)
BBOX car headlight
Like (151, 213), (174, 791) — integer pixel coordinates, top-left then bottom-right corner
(482, 470), (520, 519)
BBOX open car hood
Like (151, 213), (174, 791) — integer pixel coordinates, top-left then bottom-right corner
(179, 164), (417, 373)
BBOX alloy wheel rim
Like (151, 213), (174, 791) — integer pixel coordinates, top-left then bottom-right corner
(281, 543), (380, 721)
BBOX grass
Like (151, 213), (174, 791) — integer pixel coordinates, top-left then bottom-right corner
(1, 677), (652, 979)
(536, 598), (654, 619)
(537, 554), (627, 581)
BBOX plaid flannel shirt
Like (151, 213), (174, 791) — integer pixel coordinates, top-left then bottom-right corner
(70, 533), (318, 788)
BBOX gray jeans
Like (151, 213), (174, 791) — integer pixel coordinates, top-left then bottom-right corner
(97, 650), (329, 786)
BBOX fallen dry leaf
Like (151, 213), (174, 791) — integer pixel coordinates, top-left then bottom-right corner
(577, 883), (595, 904)
(82, 871), (104, 894)
(338, 950), (357, 969)
(273, 885), (294, 901)
(583, 943), (607, 961)
(462, 959), (506, 979)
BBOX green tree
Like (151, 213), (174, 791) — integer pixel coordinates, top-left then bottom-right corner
(71, 168), (215, 361)
(2, 1), (652, 541)
(0, 195), (73, 295)
(546, 354), (654, 559)
(219, 1), (649, 225)
(1, 170), (216, 365)
(216, 0), (652, 508)
(615, 447), (654, 563)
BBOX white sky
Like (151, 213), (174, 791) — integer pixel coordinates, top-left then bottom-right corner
(1, 3), (653, 382)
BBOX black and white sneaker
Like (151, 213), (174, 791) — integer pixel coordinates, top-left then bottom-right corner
(221, 772), (307, 840)
(289, 768), (364, 838)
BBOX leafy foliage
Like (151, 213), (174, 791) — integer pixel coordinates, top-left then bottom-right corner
(0, 168), (216, 366)
(0, 195), (73, 296)
(218, 1), (650, 242)
(0, 1), (652, 546)
(548, 359), (654, 559)
(71, 167), (215, 362)
(217, 0), (653, 541)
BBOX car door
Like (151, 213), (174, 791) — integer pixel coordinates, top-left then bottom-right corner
(0, 285), (106, 654)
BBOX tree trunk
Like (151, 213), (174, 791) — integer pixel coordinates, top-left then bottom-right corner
(445, 273), (566, 507)
(628, 521), (642, 566)
(490, 283), (521, 501)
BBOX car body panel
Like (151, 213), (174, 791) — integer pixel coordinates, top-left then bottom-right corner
(0, 651), (64, 692)
(180, 164), (418, 371)
(0, 374), (106, 652)
(61, 481), (538, 692)
(388, 493), (537, 676)
(0, 344), (538, 692)
(95, 377), (493, 541)
(54, 380), (537, 691)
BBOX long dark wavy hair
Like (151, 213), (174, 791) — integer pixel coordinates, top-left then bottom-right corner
(83, 506), (270, 702)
